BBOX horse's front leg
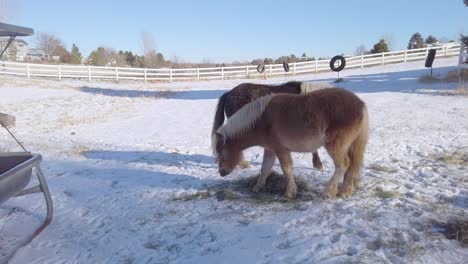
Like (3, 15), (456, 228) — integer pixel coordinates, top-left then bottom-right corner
(312, 151), (323, 170)
(277, 150), (297, 199)
(253, 149), (276, 192)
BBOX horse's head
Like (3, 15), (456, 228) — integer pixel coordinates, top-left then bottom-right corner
(213, 132), (242, 177)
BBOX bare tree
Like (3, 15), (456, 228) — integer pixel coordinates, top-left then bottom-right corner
(36, 32), (64, 61)
(140, 31), (161, 68)
(354, 45), (367, 56)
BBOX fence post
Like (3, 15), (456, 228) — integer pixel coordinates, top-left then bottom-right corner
(315, 59), (318, 72)
(197, 67), (200, 80)
(445, 45), (448, 57)
(169, 68), (173, 83)
(293, 62), (296, 76)
(58, 65), (61, 80)
(425, 47), (429, 58)
(404, 50), (407, 63)
(88, 65), (91, 81)
(26, 63), (30, 79)
(361, 55), (364, 68)
(245, 65), (249, 79)
(221, 66), (224, 80)
(382, 52), (385, 65)
(144, 68), (147, 82)
(115, 67), (119, 81)
(269, 64), (272, 77)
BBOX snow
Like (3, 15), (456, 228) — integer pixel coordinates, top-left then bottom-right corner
(0, 57), (467, 263)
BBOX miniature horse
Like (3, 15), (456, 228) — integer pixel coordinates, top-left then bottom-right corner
(211, 81), (332, 170)
(213, 88), (368, 199)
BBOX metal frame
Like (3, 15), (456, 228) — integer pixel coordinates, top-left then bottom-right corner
(0, 116), (53, 263)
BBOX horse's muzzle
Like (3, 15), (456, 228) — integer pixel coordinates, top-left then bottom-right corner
(219, 168), (229, 177)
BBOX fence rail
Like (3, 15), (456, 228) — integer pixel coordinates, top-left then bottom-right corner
(0, 44), (461, 82)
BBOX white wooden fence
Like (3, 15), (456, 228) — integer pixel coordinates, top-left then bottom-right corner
(0, 44), (461, 83)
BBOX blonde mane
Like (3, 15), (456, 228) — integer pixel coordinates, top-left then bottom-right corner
(300, 82), (334, 94)
(212, 94), (274, 154)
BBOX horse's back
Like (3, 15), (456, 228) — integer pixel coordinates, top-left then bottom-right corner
(266, 88), (366, 134)
(224, 82), (301, 116)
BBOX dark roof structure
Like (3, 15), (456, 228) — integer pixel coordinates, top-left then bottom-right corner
(0, 22), (34, 37)
(0, 22), (34, 59)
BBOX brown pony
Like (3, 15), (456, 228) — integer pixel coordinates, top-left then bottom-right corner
(213, 88), (368, 199)
(211, 81), (332, 170)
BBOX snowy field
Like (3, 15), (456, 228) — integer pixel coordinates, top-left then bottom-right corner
(1, 57), (467, 263)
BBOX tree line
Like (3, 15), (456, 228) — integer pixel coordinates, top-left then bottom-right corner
(353, 33), (457, 56)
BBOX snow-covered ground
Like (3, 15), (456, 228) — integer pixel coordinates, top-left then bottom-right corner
(1, 58), (467, 263)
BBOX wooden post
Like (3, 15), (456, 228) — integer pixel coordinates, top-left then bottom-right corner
(144, 68), (147, 82)
(293, 62), (296, 76)
(269, 64), (272, 77)
(197, 67), (200, 80)
(221, 66), (224, 80)
(245, 65), (249, 79)
(445, 45), (448, 57)
(382, 53), (385, 65)
(58, 65), (61, 80)
(169, 68), (173, 83)
(404, 50), (407, 63)
(315, 59), (318, 72)
(26, 63), (30, 79)
(88, 65), (91, 81)
(361, 55), (364, 68)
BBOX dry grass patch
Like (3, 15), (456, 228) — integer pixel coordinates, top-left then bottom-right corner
(171, 171), (321, 205)
(374, 187), (400, 199)
(431, 150), (468, 166)
(368, 164), (398, 174)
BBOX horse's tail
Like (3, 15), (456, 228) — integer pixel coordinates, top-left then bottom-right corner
(348, 106), (369, 184)
(211, 92), (228, 149)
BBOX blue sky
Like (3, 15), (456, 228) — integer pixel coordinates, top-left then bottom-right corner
(6, 0), (468, 62)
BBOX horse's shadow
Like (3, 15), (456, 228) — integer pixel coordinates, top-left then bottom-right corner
(83, 150), (216, 168)
(77, 86), (226, 100)
(305, 65), (459, 94)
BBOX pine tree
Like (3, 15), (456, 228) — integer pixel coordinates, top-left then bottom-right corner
(370, 39), (389, 54)
(70, 44), (82, 64)
(425, 35), (438, 45)
(407, 33), (424, 49)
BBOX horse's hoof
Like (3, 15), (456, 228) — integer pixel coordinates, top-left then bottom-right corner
(285, 185), (297, 199)
(337, 188), (353, 198)
(252, 184), (263, 193)
(322, 189), (337, 199)
(285, 190), (297, 199)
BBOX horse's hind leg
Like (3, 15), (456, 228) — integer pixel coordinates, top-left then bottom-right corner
(339, 126), (368, 197)
(253, 149), (276, 193)
(277, 150), (297, 199)
(323, 142), (350, 199)
(239, 151), (251, 169)
(312, 151), (323, 170)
